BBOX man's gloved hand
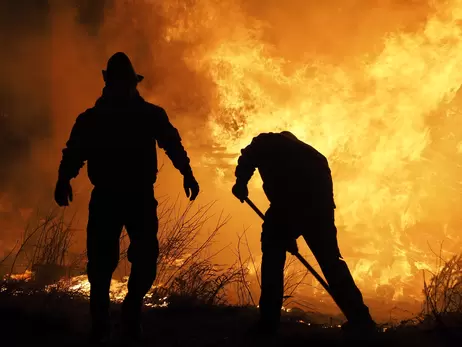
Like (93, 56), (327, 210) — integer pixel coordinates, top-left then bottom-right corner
(184, 174), (199, 201)
(232, 182), (248, 203)
(54, 178), (73, 207)
(286, 237), (299, 255)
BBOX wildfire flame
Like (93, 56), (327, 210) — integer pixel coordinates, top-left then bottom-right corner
(8, 270), (33, 282)
(148, 0), (462, 300)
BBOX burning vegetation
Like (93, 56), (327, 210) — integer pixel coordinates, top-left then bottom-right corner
(0, 196), (319, 315)
(0, 199), (242, 308)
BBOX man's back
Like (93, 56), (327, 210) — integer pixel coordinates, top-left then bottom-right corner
(236, 132), (335, 209)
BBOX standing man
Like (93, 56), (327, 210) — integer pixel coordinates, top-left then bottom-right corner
(54, 52), (200, 344)
(232, 131), (375, 335)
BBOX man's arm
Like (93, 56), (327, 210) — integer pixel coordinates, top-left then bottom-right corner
(55, 111), (90, 207)
(232, 134), (266, 202)
(234, 134), (265, 185)
(154, 107), (193, 176)
(154, 107), (199, 200)
(58, 112), (89, 181)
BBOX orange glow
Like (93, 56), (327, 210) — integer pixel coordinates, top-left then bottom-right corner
(2, 1), (462, 319)
(144, 0), (462, 301)
(45, 275), (169, 308)
(8, 270), (33, 282)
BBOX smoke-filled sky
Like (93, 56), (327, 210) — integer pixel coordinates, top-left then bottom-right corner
(1, 0), (462, 303)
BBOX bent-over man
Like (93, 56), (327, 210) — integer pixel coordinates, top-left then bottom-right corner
(232, 131), (375, 335)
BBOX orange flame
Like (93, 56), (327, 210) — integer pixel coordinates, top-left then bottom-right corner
(146, 0), (462, 300)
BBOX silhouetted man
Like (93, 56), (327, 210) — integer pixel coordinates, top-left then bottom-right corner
(54, 52), (199, 344)
(232, 131), (375, 335)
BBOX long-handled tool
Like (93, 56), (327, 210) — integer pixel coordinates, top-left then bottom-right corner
(244, 197), (337, 304)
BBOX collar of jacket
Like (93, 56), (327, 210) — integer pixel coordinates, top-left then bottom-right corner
(94, 86), (144, 109)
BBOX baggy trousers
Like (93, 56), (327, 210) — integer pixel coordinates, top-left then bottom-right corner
(86, 186), (159, 326)
(259, 205), (373, 326)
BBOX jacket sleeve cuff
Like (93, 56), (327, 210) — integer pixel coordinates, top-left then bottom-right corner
(235, 177), (249, 186)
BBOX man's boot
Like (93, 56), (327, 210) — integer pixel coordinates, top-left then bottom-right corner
(341, 318), (378, 341)
(89, 283), (113, 345)
(120, 295), (143, 345)
(89, 313), (112, 345)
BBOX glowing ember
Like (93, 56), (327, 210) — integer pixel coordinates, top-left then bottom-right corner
(2, 271), (169, 308)
(44, 275), (168, 307)
(45, 275), (170, 308)
(8, 270), (33, 282)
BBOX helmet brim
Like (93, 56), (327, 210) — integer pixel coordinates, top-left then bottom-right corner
(102, 70), (144, 83)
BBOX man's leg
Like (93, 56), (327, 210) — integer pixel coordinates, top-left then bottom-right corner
(303, 210), (374, 326)
(258, 206), (287, 331)
(122, 188), (159, 333)
(86, 188), (124, 340)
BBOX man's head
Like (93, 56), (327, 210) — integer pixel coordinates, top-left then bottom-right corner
(280, 131), (298, 141)
(102, 52), (144, 98)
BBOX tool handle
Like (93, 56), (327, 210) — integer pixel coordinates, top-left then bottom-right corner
(244, 197), (266, 219)
(294, 253), (331, 294)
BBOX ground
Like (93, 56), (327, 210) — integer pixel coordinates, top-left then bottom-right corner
(0, 289), (460, 347)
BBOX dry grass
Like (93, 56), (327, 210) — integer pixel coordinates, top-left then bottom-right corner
(4, 196), (461, 333)
(231, 230), (321, 314)
(144, 197), (244, 306)
(422, 252), (462, 328)
(387, 249), (462, 332)
(1, 197), (250, 308)
(2, 206), (80, 285)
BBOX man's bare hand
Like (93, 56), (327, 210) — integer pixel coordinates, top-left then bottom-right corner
(54, 178), (73, 207)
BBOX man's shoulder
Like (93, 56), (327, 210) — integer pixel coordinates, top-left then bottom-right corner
(254, 132), (277, 141)
(141, 101), (166, 115)
(251, 132), (282, 146)
(75, 107), (96, 123)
